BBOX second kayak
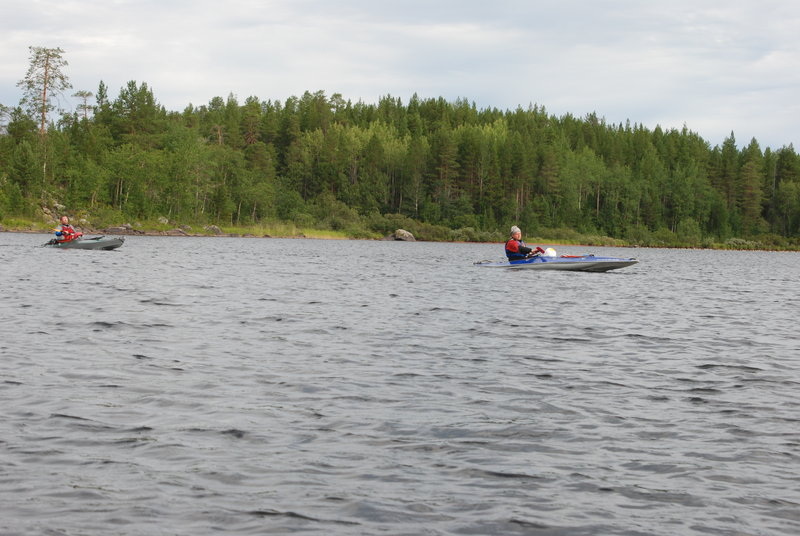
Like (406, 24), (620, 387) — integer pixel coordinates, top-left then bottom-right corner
(474, 253), (638, 272)
(43, 236), (125, 250)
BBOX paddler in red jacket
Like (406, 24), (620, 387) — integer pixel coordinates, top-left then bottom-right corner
(54, 215), (82, 243)
(505, 225), (544, 261)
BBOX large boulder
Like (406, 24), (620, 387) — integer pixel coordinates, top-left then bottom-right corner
(393, 229), (416, 241)
(204, 224), (223, 235)
(40, 207), (56, 224)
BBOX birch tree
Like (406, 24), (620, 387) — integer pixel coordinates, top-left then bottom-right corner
(0, 104), (9, 134)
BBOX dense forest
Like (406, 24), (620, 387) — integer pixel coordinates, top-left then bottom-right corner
(2, 50), (800, 247)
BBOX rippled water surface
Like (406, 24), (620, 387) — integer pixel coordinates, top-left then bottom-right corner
(2, 232), (799, 535)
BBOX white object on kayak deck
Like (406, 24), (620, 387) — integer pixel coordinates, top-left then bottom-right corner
(543, 247), (557, 257)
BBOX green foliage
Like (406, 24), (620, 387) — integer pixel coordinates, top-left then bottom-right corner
(651, 227), (680, 247)
(2, 75), (800, 247)
(83, 205), (126, 228)
(536, 226), (584, 244)
(310, 192), (362, 231)
(365, 212), (418, 235)
(676, 217), (702, 246)
(450, 227), (500, 242)
(723, 237), (762, 250)
(623, 224), (653, 245)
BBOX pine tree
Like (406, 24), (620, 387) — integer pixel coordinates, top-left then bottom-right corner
(17, 46), (72, 136)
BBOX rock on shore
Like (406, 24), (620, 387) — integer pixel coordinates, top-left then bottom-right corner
(387, 229), (416, 241)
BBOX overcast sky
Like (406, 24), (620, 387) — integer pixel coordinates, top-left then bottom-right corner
(2, 0), (798, 150)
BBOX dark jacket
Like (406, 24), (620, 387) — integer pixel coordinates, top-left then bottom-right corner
(505, 238), (532, 260)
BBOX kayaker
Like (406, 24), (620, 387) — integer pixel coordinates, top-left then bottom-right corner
(505, 225), (544, 261)
(54, 216), (81, 243)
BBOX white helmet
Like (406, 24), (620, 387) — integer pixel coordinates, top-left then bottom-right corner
(543, 247), (557, 257)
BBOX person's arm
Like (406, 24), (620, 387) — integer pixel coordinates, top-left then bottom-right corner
(525, 246), (546, 257)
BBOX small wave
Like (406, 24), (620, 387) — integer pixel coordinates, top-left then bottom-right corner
(246, 508), (360, 526)
(91, 321), (125, 329)
(139, 298), (184, 306)
(469, 468), (547, 481)
(609, 484), (708, 507)
(684, 387), (724, 394)
(697, 363), (763, 373)
(91, 320), (173, 330)
(49, 413), (92, 421)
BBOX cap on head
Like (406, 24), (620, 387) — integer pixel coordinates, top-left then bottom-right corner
(510, 225), (521, 235)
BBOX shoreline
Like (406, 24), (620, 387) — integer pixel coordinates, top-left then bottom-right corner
(1, 227), (350, 240)
(0, 225), (409, 242)
(3, 227), (798, 252)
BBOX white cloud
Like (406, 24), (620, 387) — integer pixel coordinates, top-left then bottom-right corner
(1, 0), (797, 149)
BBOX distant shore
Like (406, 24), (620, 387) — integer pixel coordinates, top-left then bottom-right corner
(2, 225), (355, 240)
(0, 223), (402, 241)
(2, 221), (798, 251)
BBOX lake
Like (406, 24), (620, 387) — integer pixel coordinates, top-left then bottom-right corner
(1, 232), (798, 535)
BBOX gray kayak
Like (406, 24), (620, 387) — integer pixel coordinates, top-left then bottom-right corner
(474, 254), (638, 272)
(43, 235), (125, 250)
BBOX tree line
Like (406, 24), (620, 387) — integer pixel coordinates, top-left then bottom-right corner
(1, 47), (799, 246)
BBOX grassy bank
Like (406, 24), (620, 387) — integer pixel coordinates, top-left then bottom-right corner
(0, 217), (358, 240)
(2, 214), (799, 251)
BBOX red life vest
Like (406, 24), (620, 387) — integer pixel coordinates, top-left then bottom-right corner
(57, 224), (78, 242)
